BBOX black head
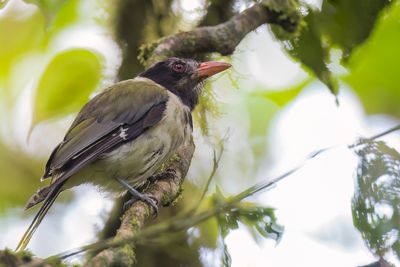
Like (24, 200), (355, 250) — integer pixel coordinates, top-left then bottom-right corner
(139, 57), (231, 110)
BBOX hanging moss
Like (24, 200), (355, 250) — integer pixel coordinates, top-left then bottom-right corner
(0, 249), (68, 267)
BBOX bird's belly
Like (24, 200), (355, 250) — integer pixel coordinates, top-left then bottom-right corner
(85, 100), (192, 194)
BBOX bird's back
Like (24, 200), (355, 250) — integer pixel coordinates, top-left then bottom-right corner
(71, 91), (193, 194)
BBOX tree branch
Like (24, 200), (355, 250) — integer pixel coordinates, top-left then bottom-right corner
(140, 0), (301, 66)
(85, 142), (195, 266)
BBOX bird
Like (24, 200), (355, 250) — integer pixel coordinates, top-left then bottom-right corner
(16, 57), (231, 251)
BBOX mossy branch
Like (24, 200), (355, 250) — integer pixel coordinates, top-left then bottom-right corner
(85, 142), (195, 266)
(139, 0), (302, 65)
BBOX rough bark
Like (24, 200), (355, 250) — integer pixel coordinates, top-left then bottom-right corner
(85, 143), (195, 266)
(140, 0), (300, 66)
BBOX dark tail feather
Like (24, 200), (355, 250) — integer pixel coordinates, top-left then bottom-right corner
(16, 179), (67, 252)
(25, 185), (53, 210)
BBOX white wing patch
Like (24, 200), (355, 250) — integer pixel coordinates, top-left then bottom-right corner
(119, 127), (128, 140)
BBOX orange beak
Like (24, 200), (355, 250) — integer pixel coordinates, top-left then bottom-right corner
(195, 61), (231, 79)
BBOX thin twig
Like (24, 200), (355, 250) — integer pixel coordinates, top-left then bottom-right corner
(348, 124), (400, 149)
(198, 141), (225, 205)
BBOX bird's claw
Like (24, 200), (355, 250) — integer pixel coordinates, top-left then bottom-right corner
(115, 176), (159, 215)
(123, 194), (159, 216)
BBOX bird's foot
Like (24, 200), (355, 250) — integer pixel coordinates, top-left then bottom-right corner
(123, 193), (159, 215)
(116, 177), (159, 215)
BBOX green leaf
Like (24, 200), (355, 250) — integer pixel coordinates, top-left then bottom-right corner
(0, 1), (45, 78)
(49, 0), (80, 32)
(237, 204), (283, 243)
(274, 11), (338, 95)
(0, 141), (43, 213)
(254, 78), (311, 107)
(274, 0), (391, 96)
(197, 217), (219, 248)
(231, 92), (280, 159)
(352, 140), (400, 259)
(344, 2), (400, 117)
(214, 199), (283, 243)
(320, 0), (390, 59)
(32, 48), (103, 127)
(0, 0), (8, 9)
(245, 94), (278, 139)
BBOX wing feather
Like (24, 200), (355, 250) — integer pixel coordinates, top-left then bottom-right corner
(42, 78), (168, 180)
(19, 78), (169, 251)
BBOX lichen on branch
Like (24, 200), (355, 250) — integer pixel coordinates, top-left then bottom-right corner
(86, 142), (195, 266)
(140, 0), (302, 65)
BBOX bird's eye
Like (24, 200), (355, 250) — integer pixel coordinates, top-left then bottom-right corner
(172, 63), (186, 73)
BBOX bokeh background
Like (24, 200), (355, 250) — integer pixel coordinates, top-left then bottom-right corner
(0, 0), (400, 266)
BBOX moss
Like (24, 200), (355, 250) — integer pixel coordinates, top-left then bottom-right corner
(137, 40), (161, 65)
(0, 249), (68, 267)
(0, 249), (25, 267)
(262, 0), (303, 36)
(16, 250), (34, 262)
(92, 253), (111, 267)
(263, 0), (300, 18)
(111, 244), (136, 267)
(193, 81), (221, 136)
(128, 215), (143, 233)
(181, 32), (197, 48)
(168, 153), (181, 163)
(155, 153), (181, 175)
(45, 256), (69, 267)
(162, 184), (184, 207)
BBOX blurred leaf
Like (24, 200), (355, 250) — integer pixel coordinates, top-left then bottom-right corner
(197, 217), (219, 248)
(23, 0), (81, 46)
(275, 0), (391, 96)
(135, 230), (205, 267)
(0, 0), (45, 78)
(0, 0), (8, 9)
(280, 11), (338, 95)
(352, 140), (400, 259)
(245, 94), (278, 139)
(213, 189), (283, 266)
(25, 0), (74, 27)
(32, 48), (103, 127)
(0, 142), (43, 212)
(344, 2), (400, 117)
(239, 205), (283, 243)
(320, 0), (390, 59)
(234, 92), (279, 158)
(254, 78), (311, 107)
(48, 0), (79, 33)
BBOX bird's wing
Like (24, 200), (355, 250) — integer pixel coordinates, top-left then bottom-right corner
(42, 78), (169, 180)
(16, 78), (169, 252)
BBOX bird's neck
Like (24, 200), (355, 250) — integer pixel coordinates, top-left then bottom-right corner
(165, 84), (201, 111)
(137, 76), (201, 111)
